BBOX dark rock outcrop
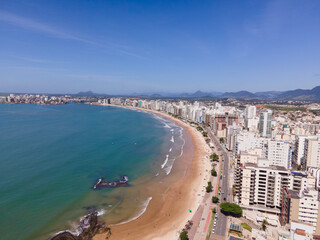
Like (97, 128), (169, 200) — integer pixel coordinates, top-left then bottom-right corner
(93, 176), (128, 189)
(48, 211), (111, 240)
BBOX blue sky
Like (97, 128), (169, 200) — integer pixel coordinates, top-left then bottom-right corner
(0, 0), (320, 94)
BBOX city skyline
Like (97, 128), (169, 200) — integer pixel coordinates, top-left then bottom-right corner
(1, 0), (320, 94)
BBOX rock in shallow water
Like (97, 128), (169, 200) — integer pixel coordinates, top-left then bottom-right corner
(48, 211), (111, 240)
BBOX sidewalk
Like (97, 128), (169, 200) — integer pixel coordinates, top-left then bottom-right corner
(188, 132), (223, 240)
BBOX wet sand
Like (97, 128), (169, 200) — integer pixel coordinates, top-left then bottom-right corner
(94, 105), (212, 240)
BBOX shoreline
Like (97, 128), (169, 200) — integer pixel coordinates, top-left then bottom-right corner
(94, 104), (212, 240)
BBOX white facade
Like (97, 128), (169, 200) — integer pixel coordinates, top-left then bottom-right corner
(297, 189), (319, 227)
(245, 105), (257, 119)
(236, 163), (290, 209)
(259, 110), (272, 138)
(294, 136), (318, 166)
(267, 140), (292, 169)
(304, 138), (320, 169)
(235, 132), (268, 158)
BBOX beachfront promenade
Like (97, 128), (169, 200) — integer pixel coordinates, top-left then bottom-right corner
(187, 128), (225, 240)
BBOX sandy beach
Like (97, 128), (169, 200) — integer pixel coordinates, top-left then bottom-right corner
(94, 104), (212, 240)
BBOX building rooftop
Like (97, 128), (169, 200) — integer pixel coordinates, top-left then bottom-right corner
(287, 189), (300, 199)
(228, 235), (246, 240)
(229, 223), (243, 232)
(243, 162), (287, 171)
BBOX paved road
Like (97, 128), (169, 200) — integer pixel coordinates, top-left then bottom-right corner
(207, 128), (231, 238)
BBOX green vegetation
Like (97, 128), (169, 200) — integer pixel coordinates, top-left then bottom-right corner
(232, 185), (236, 197)
(265, 105), (307, 112)
(241, 223), (252, 232)
(262, 219), (268, 231)
(180, 231), (189, 240)
(196, 126), (204, 132)
(229, 230), (243, 237)
(210, 153), (219, 161)
(219, 137), (224, 143)
(205, 138), (210, 143)
(212, 207), (216, 214)
(168, 113), (181, 119)
(206, 181), (213, 193)
(220, 202), (242, 217)
(211, 168), (217, 176)
(212, 196), (219, 203)
(310, 110), (320, 115)
(207, 208), (216, 239)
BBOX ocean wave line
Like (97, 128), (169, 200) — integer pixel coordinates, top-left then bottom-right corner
(111, 197), (153, 226)
(161, 155), (169, 168)
(164, 127), (186, 175)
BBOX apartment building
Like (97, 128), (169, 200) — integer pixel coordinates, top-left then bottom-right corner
(293, 136), (318, 167)
(259, 109), (273, 138)
(235, 160), (313, 214)
(235, 161), (290, 212)
(212, 113), (238, 138)
(267, 140), (292, 169)
(234, 132), (268, 159)
(303, 138), (320, 170)
(280, 188), (320, 235)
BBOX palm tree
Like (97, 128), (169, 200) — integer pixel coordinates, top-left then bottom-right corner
(262, 219), (268, 231)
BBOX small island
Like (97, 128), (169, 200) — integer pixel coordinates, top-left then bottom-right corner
(93, 176), (128, 189)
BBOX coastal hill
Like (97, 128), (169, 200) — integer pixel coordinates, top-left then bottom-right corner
(131, 85), (320, 101)
(276, 86), (320, 101)
(220, 91), (257, 99)
(4, 86), (320, 101)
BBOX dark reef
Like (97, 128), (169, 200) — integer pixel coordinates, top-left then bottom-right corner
(48, 211), (111, 240)
(93, 176), (128, 189)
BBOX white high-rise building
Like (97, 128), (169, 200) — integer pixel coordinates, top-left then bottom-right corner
(235, 162), (290, 211)
(267, 140), (292, 169)
(245, 105), (256, 119)
(294, 135), (319, 166)
(235, 132), (268, 158)
(303, 137), (320, 169)
(259, 109), (273, 138)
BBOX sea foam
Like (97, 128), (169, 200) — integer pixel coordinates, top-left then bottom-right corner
(161, 155), (169, 168)
(112, 197), (153, 225)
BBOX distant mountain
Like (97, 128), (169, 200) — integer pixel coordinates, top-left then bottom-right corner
(75, 91), (97, 96)
(221, 91), (257, 99)
(150, 93), (163, 98)
(189, 91), (212, 98)
(218, 86), (320, 101)
(131, 90), (223, 98)
(74, 91), (110, 97)
(73, 86), (320, 101)
(254, 91), (283, 99)
(277, 86), (320, 101)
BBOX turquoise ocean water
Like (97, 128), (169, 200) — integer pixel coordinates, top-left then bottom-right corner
(0, 104), (184, 240)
